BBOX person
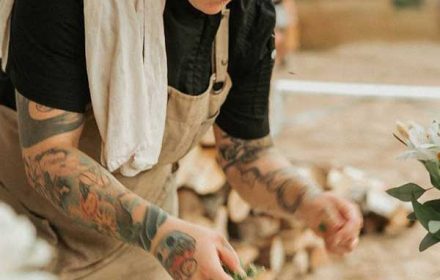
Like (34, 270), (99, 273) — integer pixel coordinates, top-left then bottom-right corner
(0, 0), (363, 279)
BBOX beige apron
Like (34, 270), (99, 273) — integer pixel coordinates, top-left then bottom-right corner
(0, 8), (231, 280)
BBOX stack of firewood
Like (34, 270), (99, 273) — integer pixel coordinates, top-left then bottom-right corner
(175, 130), (414, 279)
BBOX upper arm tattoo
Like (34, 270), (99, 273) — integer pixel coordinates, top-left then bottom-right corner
(15, 92), (84, 148)
(218, 134), (274, 172)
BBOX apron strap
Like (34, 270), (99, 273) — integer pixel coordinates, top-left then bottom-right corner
(213, 8), (230, 84)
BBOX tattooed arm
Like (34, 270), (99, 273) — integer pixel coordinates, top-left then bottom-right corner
(214, 125), (363, 254)
(16, 92), (168, 251)
(16, 93), (244, 279)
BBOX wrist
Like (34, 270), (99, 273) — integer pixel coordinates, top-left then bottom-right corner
(135, 204), (170, 253)
(294, 184), (323, 221)
(149, 215), (183, 254)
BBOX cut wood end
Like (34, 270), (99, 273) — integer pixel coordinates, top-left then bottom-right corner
(228, 190), (252, 223)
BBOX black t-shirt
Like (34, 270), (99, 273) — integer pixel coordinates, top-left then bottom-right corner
(2, 0), (276, 139)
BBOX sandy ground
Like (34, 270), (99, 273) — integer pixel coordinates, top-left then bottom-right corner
(273, 41), (440, 279)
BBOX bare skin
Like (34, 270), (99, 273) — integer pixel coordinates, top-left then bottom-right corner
(16, 93), (244, 280)
(188, 0), (231, 15)
(190, 0), (363, 254)
(214, 125), (363, 254)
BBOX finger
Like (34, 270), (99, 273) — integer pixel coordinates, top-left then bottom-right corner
(318, 204), (345, 234)
(217, 239), (246, 277)
(206, 246), (234, 280)
(335, 198), (363, 229)
(325, 237), (353, 256)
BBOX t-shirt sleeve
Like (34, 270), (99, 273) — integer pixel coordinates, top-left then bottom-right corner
(215, 0), (276, 140)
(7, 0), (90, 113)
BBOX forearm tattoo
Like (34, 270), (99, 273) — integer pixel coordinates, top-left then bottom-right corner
(218, 134), (319, 214)
(155, 231), (198, 280)
(16, 93), (167, 251)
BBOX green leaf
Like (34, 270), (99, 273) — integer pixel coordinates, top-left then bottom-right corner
(412, 200), (440, 231)
(422, 161), (440, 190)
(386, 183), (426, 202)
(428, 221), (440, 234)
(407, 212), (417, 221)
(423, 199), (440, 213)
(419, 233), (440, 252)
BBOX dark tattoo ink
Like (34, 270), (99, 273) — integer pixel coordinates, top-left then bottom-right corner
(219, 136), (273, 172)
(17, 93), (169, 251)
(139, 205), (168, 251)
(23, 146), (169, 249)
(218, 134), (317, 214)
(16, 92), (84, 148)
(155, 231), (198, 280)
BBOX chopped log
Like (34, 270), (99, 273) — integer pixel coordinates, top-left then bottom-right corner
(178, 188), (205, 218)
(228, 190), (251, 223)
(200, 126), (216, 147)
(308, 246), (329, 272)
(385, 206), (415, 235)
(280, 229), (324, 256)
(214, 206), (229, 239)
(233, 244), (260, 268)
(365, 189), (401, 219)
(202, 185), (231, 220)
(279, 229), (303, 256)
(255, 270), (277, 280)
(291, 250), (310, 276)
(361, 213), (388, 234)
(270, 237), (286, 273)
(257, 237), (285, 274)
(176, 146), (226, 195)
(237, 216), (282, 243)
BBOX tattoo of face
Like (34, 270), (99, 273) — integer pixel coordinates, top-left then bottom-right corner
(155, 231), (198, 280)
(15, 92), (84, 148)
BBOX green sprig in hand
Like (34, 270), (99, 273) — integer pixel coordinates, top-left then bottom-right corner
(223, 263), (264, 280)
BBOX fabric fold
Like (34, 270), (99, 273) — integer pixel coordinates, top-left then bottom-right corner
(0, 0), (168, 177)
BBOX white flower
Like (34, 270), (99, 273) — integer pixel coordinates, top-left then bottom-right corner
(395, 121), (440, 161)
(0, 202), (56, 280)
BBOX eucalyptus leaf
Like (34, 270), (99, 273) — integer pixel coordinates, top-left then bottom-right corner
(423, 199), (440, 213)
(407, 212), (417, 222)
(422, 161), (440, 190)
(386, 183), (426, 202)
(412, 200), (440, 231)
(419, 233), (440, 252)
(428, 221), (440, 234)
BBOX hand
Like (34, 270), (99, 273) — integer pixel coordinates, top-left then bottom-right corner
(151, 217), (246, 280)
(297, 192), (363, 255)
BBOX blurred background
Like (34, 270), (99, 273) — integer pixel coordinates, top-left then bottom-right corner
(272, 0), (440, 279)
(178, 1), (440, 280)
